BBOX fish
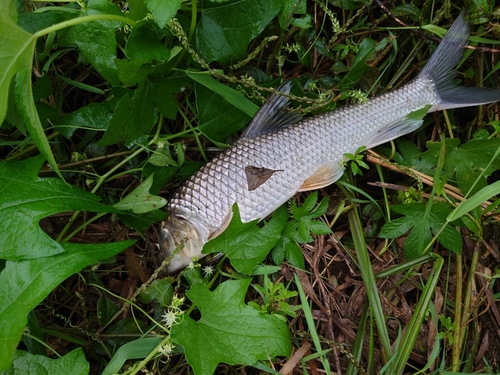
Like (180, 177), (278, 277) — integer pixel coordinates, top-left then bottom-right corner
(158, 12), (500, 273)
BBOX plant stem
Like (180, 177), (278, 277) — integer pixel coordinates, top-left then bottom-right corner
(32, 14), (136, 39)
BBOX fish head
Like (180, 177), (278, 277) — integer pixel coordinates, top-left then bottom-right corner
(157, 214), (211, 274)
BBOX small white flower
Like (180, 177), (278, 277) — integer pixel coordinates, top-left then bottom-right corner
(158, 341), (175, 356)
(161, 309), (179, 328)
(203, 265), (214, 277)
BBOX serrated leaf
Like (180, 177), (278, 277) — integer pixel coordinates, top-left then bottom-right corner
(144, 0), (181, 29)
(0, 156), (122, 260)
(57, 0), (122, 86)
(114, 173), (167, 214)
(379, 202), (462, 258)
(98, 81), (157, 146)
(138, 277), (174, 306)
(194, 0), (282, 65)
(125, 20), (170, 61)
(420, 138), (500, 195)
(115, 58), (154, 86)
(171, 279), (291, 375)
(4, 349), (89, 375)
(0, 240), (135, 371)
(57, 99), (116, 138)
(203, 204), (287, 274)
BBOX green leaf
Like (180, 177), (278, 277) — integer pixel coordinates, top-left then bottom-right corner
(406, 104), (432, 120)
(203, 204), (287, 274)
(144, 0), (181, 29)
(421, 138), (500, 195)
(0, 156), (122, 261)
(0, 240), (135, 371)
(101, 338), (164, 375)
(0, 7), (62, 177)
(379, 202), (462, 258)
(187, 70), (259, 117)
(125, 21), (170, 61)
(3, 349), (89, 375)
(115, 58), (154, 86)
(58, 0), (122, 86)
(117, 209), (168, 232)
(97, 295), (120, 327)
(195, 81), (251, 143)
(138, 277), (174, 306)
(98, 82), (157, 145)
(114, 173), (167, 214)
(171, 279), (291, 375)
(339, 38), (376, 89)
(194, 0), (282, 65)
(57, 100), (116, 138)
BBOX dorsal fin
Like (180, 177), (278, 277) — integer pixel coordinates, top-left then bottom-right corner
(241, 82), (303, 139)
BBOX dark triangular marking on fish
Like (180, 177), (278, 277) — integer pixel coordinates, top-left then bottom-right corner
(241, 81), (303, 139)
(245, 166), (283, 191)
(298, 163), (345, 192)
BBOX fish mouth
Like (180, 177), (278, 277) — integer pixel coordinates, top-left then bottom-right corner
(157, 214), (211, 274)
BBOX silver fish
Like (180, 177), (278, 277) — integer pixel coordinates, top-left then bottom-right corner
(159, 13), (500, 273)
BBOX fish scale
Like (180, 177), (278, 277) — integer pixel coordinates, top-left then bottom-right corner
(159, 12), (500, 273)
(169, 79), (436, 233)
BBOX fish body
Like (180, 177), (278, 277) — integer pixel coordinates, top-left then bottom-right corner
(159, 13), (500, 273)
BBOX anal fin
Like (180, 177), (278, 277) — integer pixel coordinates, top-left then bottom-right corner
(365, 118), (423, 149)
(298, 163), (345, 192)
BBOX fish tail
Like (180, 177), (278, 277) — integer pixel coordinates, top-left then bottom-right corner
(418, 12), (500, 112)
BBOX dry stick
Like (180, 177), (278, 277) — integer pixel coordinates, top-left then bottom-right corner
(366, 151), (500, 220)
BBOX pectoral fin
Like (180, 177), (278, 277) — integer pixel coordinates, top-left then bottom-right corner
(245, 166), (283, 191)
(299, 163), (345, 191)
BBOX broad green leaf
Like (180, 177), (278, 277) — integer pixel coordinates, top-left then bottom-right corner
(57, 100), (116, 138)
(421, 138), (500, 195)
(0, 7), (62, 177)
(0, 4), (34, 124)
(195, 81), (251, 143)
(97, 295), (120, 327)
(138, 277), (174, 306)
(0, 156), (122, 261)
(203, 204), (287, 274)
(98, 82), (157, 145)
(0, 240), (135, 371)
(113, 173), (167, 214)
(3, 349), (89, 375)
(115, 58), (154, 86)
(379, 202), (462, 258)
(194, 0), (282, 65)
(57, 0), (122, 86)
(339, 38), (376, 89)
(144, 0), (181, 29)
(187, 70), (259, 117)
(117, 209), (168, 232)
(171, 279), (291, 375)
(125, 20), (170, 61)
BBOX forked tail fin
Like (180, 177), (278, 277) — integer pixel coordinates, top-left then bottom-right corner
(418, 12), (500, 111)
